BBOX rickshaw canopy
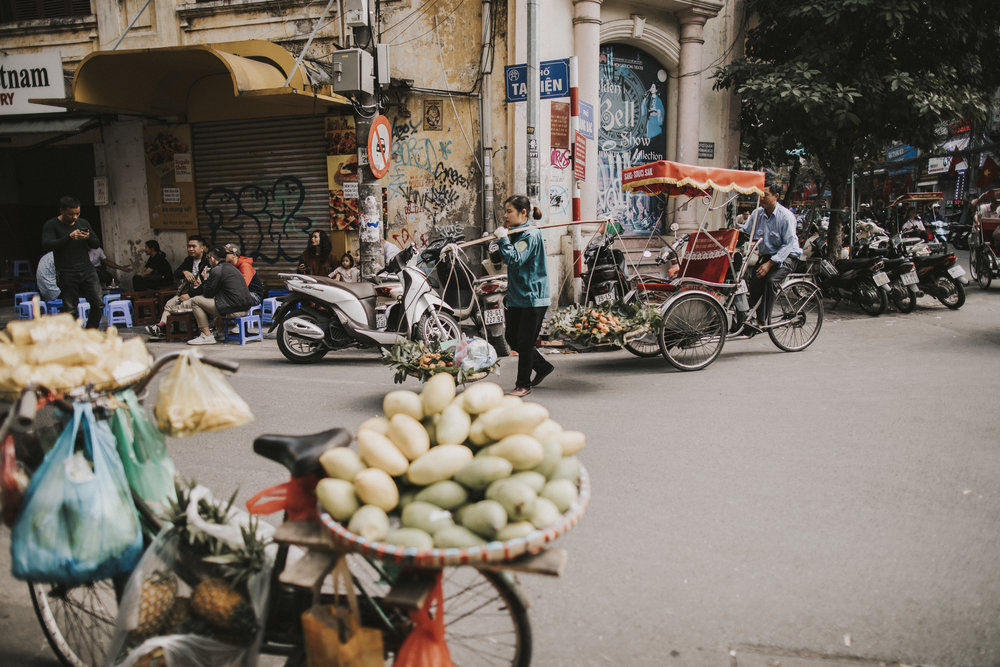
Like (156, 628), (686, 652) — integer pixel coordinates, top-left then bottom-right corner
(972, 188), (1000, 208)
(621, 160), (765, 198)
(889, 192), (943, 207)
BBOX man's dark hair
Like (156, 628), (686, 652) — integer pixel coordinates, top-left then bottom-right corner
(207, 246), (227, 262)
(188, 235), (207, 246)
(59, 196), (81, 210)
(764, 175), (784, 198)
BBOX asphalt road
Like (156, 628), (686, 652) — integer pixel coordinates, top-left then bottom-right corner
(2, 278), (999, 666)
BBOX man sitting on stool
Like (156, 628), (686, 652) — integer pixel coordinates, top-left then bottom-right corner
(738, 176), (801, 334)
(185, 246), (256, 345)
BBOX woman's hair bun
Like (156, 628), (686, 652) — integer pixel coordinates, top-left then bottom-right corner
(532, 206), (543, 220)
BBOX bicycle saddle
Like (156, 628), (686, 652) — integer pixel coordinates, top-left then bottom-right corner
(253, 427), (351, 477)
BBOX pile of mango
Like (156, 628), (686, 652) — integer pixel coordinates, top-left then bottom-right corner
(316, 374), (584, 549)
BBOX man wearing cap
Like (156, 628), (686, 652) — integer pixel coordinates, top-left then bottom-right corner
(224, 243), (265, 306)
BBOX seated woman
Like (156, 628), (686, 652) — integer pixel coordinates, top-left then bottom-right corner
(297, 230), (337, 276)
(132, 240), (174, 291)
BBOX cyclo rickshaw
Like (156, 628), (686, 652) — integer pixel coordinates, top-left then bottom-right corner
(969, 188), (1000, 289)
(619, 160), (824, 371)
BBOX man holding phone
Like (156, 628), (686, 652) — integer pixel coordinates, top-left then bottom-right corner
(41, 195), (104, 328)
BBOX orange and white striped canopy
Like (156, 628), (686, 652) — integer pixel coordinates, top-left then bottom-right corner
(621, 160), (766, 198)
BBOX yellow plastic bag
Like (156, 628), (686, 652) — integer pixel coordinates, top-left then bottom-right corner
(301, 559), (384, 667)
(154, 350), (254, 437)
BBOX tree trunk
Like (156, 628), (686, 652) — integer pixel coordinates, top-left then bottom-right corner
(827, 179), (847, 260)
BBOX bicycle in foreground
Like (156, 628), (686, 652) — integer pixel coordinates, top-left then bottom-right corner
(8, 350), (584, 666)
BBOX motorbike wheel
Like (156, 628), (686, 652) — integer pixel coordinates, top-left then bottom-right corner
(973, 247), (992, 290)
(889, 282), (917, 314)
(855, 279), (888, 316)
(277, 309), (329, 363)
(415, 310), (461, 343)
(935, 276), (966, 309)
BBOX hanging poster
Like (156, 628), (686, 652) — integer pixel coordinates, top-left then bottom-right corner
(597, 44), (668, 235)
(144, 125), (197, 231)
(326, 114), (360, 230)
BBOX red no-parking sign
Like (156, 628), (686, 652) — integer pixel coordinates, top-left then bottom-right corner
(368, 115), (392, 179)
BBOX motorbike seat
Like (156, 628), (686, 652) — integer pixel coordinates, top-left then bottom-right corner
(311, 275), (377, 300)
(835, 257), (880, 270)
(253, 427), (351, 477)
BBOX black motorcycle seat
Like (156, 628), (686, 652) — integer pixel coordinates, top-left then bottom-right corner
(254, 427), (351, 477)
(835, 257), (880, 270)
(310, 275), (376, 300)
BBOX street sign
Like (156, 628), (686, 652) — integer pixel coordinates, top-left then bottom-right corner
(368, 115), (392, 179)
(504, 58), (570, 102)
(573, 131), (586, 182)
(577, 100), (594, 140)
(698, 142), (715, 160)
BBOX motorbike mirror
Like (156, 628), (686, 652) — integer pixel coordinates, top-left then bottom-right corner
(642, 250), (653, 258)
(670, 223), (680, 232)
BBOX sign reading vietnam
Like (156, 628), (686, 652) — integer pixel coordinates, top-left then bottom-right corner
(0, 52), (66, 115)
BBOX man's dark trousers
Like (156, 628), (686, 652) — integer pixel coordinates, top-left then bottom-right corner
(58, 267), (104, 328)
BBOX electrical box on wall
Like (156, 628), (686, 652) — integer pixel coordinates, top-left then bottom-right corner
(331, 49), (374, 96)
(343, 0), (369, 28)
(376, 43), (390, 90)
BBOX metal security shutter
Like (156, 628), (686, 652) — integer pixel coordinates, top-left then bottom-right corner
(192, 116), (329, 289)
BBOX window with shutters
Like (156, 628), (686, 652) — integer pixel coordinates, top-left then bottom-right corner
(1, 0), (92, 22)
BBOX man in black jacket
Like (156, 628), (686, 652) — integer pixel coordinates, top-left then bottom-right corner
(184, 246), (256, 345)
(40, 196), (103, 328)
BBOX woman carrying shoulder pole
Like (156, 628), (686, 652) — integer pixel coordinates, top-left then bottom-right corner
(494, 195), (554, 397)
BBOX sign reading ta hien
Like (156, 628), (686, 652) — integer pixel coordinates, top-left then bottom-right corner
(505, 59), (570, 103)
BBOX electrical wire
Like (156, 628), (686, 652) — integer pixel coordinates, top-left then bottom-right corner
(381, 0), (440, 38)
(390, 0), (466, 47)
(434, 15), (482, 173)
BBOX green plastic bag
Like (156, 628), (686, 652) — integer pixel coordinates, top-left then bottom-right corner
(111, 389), (177, 510)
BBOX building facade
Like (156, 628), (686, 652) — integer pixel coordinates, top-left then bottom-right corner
(0, 0), (743, 296)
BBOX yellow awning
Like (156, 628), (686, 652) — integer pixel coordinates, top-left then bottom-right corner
(31, 40), (348, 121)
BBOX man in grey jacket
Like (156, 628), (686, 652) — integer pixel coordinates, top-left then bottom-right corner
(185, 246), (256, 345)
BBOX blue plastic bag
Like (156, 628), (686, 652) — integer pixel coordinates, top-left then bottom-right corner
(11, 402), (143, 584)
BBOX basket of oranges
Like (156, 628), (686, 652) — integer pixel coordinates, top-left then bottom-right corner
(548, 302), (660, 351)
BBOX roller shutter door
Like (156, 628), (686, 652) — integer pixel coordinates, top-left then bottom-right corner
(192, 116), (329, 289)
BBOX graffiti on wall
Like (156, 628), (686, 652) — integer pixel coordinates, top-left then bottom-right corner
(549, 184), (570, 218)
(201, 175), (313, 264)
(598, 44), (667, 235)
(386, 113), (476, 246)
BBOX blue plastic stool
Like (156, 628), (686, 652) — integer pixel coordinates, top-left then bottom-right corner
(267, 288), (290, 299)
(77, 301), (91, 321)
(45, 299), (63, 315)
(261, 297), (279, 324)
(16, 300), (44, 319)
(106, 299), (134, 328)
(223, 310), (263, 345)
(102, 292), (123, 321)
(12, 260), (31, 278)
(14, 291), (39, 307)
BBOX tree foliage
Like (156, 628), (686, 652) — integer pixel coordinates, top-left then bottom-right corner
(715, 0), (1000, 251)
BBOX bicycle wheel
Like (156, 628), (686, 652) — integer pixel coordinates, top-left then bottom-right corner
(974, 247), (992, 289)
(30, 578), (122, 667)
(623, 291), (667, 358)
(767, 281), (824, 352)
(346, 554), (532, 666)
(657, 292), (727, 371)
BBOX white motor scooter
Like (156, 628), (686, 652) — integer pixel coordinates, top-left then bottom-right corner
(270, 244), (460, 363)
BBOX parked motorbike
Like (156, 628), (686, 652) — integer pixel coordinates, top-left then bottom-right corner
(420, 236), (510, 356)
(581, 230), (630, 305)
(803, 229), (891, 316)
(853, 234), (920, 313)
(270, 244), (460, 363)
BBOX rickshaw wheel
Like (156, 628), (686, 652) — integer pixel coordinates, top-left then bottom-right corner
(974, 247), (992, 289)
(657, 292), (727, 371)
(767, 281), (824, 352)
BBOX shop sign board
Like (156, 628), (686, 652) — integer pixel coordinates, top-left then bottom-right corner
(0, 51), (66, 115)
(551, 102), (570, 149)
(573, 132), (586, 181)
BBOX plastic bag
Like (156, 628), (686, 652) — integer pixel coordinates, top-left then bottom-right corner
(111, 389), (177, 511)
(154, 350), (254, 438)
(10, 402), (143, 584)
(393, 572), (453, 667)
(301, 559), (384, 666)
(108, 485), (275, 667)
(453, 336), (497, 372)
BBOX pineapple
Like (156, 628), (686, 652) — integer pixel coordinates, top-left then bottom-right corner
(162, 596), (191, 633)
(133, 647), (167, 667)
(134, 571), (177, 637)
(191, 578), (257, 635)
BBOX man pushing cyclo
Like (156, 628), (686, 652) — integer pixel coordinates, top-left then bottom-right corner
(734, 175), (802, 336)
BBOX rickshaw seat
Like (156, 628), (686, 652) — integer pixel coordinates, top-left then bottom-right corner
(677, 229), (740, 284)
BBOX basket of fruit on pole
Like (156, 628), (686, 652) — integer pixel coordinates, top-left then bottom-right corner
(381, 337), (500, 385)
(547, 301), (661, 352)
(315, 374), (589, 567)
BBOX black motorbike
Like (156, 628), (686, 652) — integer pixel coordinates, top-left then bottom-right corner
(864, 232), (969, 310)
(420, 236), (510, 356)
(804, 233), (891, 316)
(853, 235), (920, 314)
(580, 230), (629, 305)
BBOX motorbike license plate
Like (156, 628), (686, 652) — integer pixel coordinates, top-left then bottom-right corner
(376, 312), (387, 329)
(736, 280), (748, 295)
(595, 291), (614, 304)
(873, 271), (890, 287)
(484, 308), (504, 325)
(901, 270), (919, 285)
(948, 265), (966, 278)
